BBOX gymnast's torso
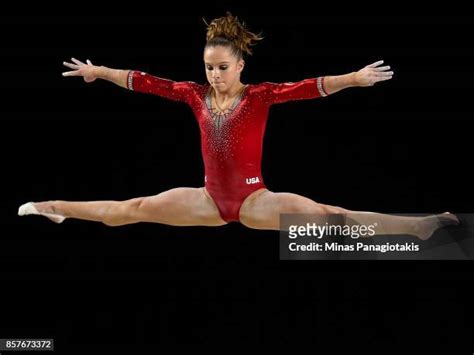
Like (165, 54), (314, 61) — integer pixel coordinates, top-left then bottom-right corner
(127, 70), (327, 221)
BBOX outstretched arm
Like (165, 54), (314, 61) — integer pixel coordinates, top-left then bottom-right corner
(62, 58), (201, 103)
(62, 58), (129, 88)
(262, 60), (394, 105)
(323, 60), (393, 95)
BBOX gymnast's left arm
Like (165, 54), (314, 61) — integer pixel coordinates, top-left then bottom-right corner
(262, 60), (393, 105)
(323, 60), (394, 95)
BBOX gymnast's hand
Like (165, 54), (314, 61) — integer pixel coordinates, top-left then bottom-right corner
(354, 60), (394, 87)
(62, 57), (99, 83)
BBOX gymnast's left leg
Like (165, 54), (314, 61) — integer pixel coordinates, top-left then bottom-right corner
(238, 189), (459, 240)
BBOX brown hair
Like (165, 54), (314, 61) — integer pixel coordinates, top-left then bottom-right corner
(204, 12), (263, 58)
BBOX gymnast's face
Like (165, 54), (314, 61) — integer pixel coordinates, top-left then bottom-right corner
(204, 45), (245, 93)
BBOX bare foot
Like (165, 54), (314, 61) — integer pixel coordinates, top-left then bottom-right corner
(18, 201), (66, 223)
(415, 212), (460, 240)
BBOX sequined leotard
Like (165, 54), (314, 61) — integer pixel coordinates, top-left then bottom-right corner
(127, 71), (328, 222)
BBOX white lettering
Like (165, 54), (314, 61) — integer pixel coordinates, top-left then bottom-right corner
(245, 177), (260, 184)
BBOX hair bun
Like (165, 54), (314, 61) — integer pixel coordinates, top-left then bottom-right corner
(204, 12), (263, 56)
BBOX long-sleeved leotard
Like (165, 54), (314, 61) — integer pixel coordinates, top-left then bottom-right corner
(127, 70), (328, 222)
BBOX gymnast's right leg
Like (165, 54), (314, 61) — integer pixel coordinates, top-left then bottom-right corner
(18, 187), (228, 227)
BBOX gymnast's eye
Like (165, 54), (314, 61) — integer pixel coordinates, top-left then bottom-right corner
(206, 65), (213, 71)
(219, 65), (228, 70)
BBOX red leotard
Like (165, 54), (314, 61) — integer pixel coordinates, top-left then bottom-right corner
(127, 71), (328, 222)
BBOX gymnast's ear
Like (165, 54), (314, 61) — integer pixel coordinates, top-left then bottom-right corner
(238, 59), (245, 73)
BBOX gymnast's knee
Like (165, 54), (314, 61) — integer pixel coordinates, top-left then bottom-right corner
(102, 198), (145, 227)
(288, 202), (346, 215)
(318, 204), (348, 215)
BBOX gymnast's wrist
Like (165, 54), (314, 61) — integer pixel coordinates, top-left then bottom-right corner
(94, 66), (108, 80)
(350, 72), (361, 87)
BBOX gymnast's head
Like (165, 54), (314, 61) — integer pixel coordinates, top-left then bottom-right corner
(203, 12), (263, 93)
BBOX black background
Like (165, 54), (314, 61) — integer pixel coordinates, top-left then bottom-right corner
(1, 2), (474, 351)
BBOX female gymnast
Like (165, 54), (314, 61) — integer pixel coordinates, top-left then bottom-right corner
(18, 13), (458, 240)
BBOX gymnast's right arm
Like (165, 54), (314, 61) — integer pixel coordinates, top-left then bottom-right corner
(62, 57), (199, 103)
(62, 57), (128, 88)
